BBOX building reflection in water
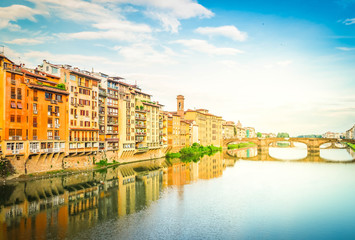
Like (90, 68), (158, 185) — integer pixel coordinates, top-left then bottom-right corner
(0, 154), (231, 239)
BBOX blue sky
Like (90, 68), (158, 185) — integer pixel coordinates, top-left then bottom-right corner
(0, 0), (354, 136)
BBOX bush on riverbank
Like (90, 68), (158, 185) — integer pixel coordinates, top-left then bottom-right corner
(228, 142), (256, 150)
(0, 160), (15, 178)
(166, 143), (222, 162)
(346, 143), (355, 151)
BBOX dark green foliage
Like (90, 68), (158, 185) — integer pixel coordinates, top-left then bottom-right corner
(257, 132), (262, 137)
(166, 144), (222, 163)
(0, 160), (15, 178)
(277, 132), (290, 138)
(56, 83), (66, 90)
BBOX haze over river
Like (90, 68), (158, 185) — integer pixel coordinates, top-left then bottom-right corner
(1, 145), (355, 240)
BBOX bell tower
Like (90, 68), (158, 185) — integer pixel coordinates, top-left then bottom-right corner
(177, 95), (185, 118)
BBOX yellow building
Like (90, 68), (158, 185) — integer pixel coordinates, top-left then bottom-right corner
(222, 121), (236, 139)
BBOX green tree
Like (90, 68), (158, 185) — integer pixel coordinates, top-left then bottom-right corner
(277, 132), (289, 138)
(257, 132), (262, 137)
(56, 83), (66, 90)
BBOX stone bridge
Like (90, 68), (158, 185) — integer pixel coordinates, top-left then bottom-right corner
(223, 137), (355, 154)
(223, 149), (355, 164)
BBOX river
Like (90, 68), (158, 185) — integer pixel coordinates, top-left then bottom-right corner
(1, 145), (355, 240)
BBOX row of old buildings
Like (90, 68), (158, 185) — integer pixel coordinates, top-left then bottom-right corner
(322, 124), (355, 139)
(0, 54), (257, 175)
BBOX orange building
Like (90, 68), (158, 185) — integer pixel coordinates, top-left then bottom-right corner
(0, 54), (69, 174)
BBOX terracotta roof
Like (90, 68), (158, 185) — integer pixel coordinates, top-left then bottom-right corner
(22, 69), (46, 79)
(70, 69), (101, 81)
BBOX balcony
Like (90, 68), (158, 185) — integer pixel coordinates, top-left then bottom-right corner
(47, 136), (53, 140)
(136, 125), (146, 129)
(136, 116), (146, 121)
(30, 148), (39, 154)
(33, 109), (38, 114)
(11, 79), (16, 85)
(135, 137), (144, 143)
(33, 97), (38, 101)
(135, 132), (146, 136)
(55, 124), (60, 128)
(11, 94), (16, 99)
(48, 124), (53, 128)
(54, 136), (60, 140)
(135, 108), (147, 113)
(33, 123), (38, 128)
(107, 121), (118, 126)
(33, 136), (38, 140)
(17, 95), (22, 100)
(9, 136), (22, 140)
(107, 130), (118, 134)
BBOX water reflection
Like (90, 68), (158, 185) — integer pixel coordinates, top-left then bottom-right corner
(0, 153), (228, 240)
(227, 145), (355, 162)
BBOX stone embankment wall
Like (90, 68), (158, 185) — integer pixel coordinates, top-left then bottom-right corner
(3, 148), (169, 179)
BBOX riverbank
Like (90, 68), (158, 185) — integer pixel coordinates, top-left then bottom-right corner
(347, 143), (355, 151)
(166, 143), (221, 162)
(228, 142), (256, 149)
(1, 155), (167, 183)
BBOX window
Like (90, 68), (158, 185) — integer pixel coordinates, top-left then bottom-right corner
(52, 67), (58, 74)
(33, 103), (37, 111)
(17, 103), (22, 109)
(70, 74), (76, 81)
(45, 92), (52, 100)
(7, 143), (15, 151)
(16, 129), (22, 136)
(17, 88), (21, 100)
(56, 95), (62, 101)
(17, 115), (21, 123)
(9, 129), (15, 136)
(10, 115), (15, 122)
(11, 87), (16, 99)
(16, 143), (23, 150)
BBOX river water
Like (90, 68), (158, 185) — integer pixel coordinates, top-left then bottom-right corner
(1, 145), (355, 240)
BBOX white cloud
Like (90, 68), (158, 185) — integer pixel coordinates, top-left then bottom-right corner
(94, 0), (214, 32)
(4, 38), (44, 45)
(195, 25), (248, 41)
(0, 4), (45, 31)
(336, 46), (355, 51)
(343, 18), (355, 25)
(116, 43), (177, 65)
(173, 39), (243, 55)
(26, 0), (153, 41)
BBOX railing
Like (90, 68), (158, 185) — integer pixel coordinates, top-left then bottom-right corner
(107, 130), (118, 134)
(11, 94), (16, 99)
(33, 97), (38, 101)
(33, 136), (38, 140)
(33, 123), (38, 127)
(17, 95), (22, 100)
(55, 124), (60, 128)
(54, 136), (60, 140)
(135, 132), (146, 136)
(48, 124), (53, 128)
(33, 110), (38, 114)
(47, 136), (53, 140)
(11, 79), (16, 85)
(9, 136), (22, 140)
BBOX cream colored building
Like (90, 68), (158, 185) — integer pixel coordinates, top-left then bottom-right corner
(222, 121), (235, 139)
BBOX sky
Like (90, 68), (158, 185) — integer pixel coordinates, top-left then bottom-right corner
(0, 0), (354, 136)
